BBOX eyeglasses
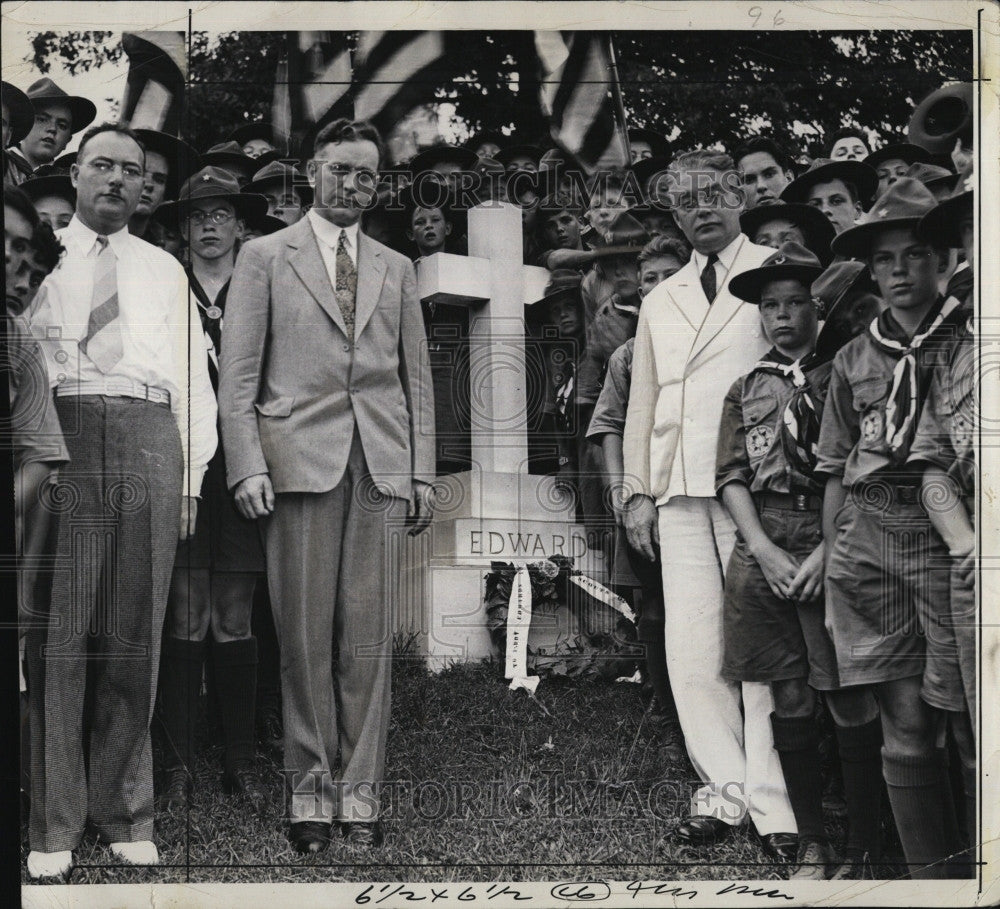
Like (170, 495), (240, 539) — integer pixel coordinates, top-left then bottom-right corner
(83, 159), (145, 181)
(187, 208), (236, 226)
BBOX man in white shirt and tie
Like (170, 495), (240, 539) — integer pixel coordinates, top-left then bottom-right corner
(622, 149), (797, 858)
(25, 123), (216, 879)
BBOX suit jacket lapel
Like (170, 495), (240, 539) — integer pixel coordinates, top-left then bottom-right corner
(354, 232), (387, 338)
(287, 218), (348, 336)
(689, 235), (752, 363)
(663, 259), (709, 334)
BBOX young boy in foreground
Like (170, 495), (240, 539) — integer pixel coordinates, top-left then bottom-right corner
(718, 242), (880, 880)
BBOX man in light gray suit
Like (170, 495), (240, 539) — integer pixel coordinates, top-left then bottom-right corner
(218, 119), (436, 853)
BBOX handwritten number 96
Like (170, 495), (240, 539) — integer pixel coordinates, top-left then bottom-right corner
(749, 5), (785, 26)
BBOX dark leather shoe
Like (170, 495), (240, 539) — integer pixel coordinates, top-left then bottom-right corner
(289, 821), (331, 854)
(222, 766), (267, 810)
(673, 815), (732, 846)
(761, 832), (799, 861)
(159, 768), (191, 811)
(789, 836), (836, 880)
(830, 849), (879, 880)
(342, 821), (384, 848)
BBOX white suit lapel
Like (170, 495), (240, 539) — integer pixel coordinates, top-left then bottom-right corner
(688, 235), (753, 364)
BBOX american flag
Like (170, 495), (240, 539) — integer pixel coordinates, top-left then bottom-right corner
(120, 31), (187, 135)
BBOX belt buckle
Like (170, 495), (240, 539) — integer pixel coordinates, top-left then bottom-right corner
(793, 493), (809, 512)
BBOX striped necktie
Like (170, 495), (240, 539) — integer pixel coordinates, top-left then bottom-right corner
(79, 235), (123, 373)
(335, 229), (357, 340)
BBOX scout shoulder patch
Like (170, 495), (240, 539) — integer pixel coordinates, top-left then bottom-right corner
(861, 409), (883, 443)
(747, 424), (775, 458)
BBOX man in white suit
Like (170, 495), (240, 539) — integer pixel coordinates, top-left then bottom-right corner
(622, 150), (797, 857)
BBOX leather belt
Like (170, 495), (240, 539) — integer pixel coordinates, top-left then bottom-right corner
(55, 379), (171, 406)
(754, 491), (822, 512)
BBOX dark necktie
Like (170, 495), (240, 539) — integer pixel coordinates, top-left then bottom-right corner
(335, 229), (358, 340)
(79, 235), (123, 373)
(700, 252), (719, 302)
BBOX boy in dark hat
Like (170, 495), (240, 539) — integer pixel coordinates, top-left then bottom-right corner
(816, 178), (969, 879)
(810, 260), (882, 361)
(627, 127), (669, 163)
(154, 167), (270, 811)
(464, 129), (504, 160)
(3, 81), (35, 185)
(129, 129), (201, 240)
(12, 77), (97, 173)
(496, 143), (543, 174)
(781, 159), (878, 235)
(720, 242), (882, 880)
(734, 137), (796, 209)
(21, 172), (75, 230)
(407, 143), (478, 195)
(909, 161), (976, 855)
(864, 142), (931, 199)
(827, 127), (870, 162)
(201, 140), (259, 187)
(740, 201), (836, 265)
(228, 121), (290, 160)
(246, 160), (312, 226)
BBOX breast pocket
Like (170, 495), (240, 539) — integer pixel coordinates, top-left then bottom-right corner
(742, 394), (778, 462)
(851, 375), (890, 450)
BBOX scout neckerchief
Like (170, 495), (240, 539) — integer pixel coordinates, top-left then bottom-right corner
(869, 294), (962, 459)
(751, 349), (822, 478)
(555, 359), (575, 419)
(187, 269), (230, 387)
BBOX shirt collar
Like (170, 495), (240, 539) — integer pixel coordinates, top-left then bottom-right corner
(307, 209), (360, 250)
(66, 214), (131, 257)
(692, 233), (744, 275)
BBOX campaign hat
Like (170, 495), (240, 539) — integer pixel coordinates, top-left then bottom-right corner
(729, 241), (825, 305)
(23, 77), (97, 133)
(155, 166), (268, 223)
(2, 81), (34, 146)
(831, 176), (939, 259)
(917, 159), (973, 249)
(780, 158), (878, 207)
(739, 201), (836, 266)
(246, 160), (313, 205)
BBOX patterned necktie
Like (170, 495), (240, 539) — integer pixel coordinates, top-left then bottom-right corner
(870, 295), (962, 458)
(79, 235), (123, 373)
(335, 229), (358, 340)
(753, 356), (820, 480)
(700, 253), (719, 302)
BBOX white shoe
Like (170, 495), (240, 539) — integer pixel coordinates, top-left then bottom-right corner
(109, 840), (159, 865)
(26, 849), (73, 880)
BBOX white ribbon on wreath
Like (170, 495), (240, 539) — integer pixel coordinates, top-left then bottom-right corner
(503, 563), (636, 693)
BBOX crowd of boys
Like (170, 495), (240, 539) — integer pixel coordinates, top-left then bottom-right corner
(2, 70), (979, 882)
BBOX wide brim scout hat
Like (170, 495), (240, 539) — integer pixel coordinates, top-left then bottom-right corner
(2, 81), (34, 147)
(587, 212), (650, 258)
(51, 151), (77, 172)
(628, 127), (670, 159)
(244, 213), (290, 237)
(407, 144), (479, 176)
(133, 129), (202, 199)
(831, 176), (939, 259)
(917, 159), (973, 249)
(729, 241), (825, 305)
(812, 260), (880, 360)
(24, 77), (97, 133)
(156, 166), (269, 223)
(739, 202), (836, 266)
(495, 143), (544, 168)
(246, 160), (313, 205)
(908, 82), (973, 156)
(463, 129), (506, 155)
(200, 141), (259, 183)
(904, 160), (955, 194)
(20, 172), (76, 206)
(863, 141), (931, 171)
(533, 268), (584, 308)
(780, 158), (879, 208)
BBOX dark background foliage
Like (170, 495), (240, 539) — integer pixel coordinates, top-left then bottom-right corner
(28, 29), (972, 155)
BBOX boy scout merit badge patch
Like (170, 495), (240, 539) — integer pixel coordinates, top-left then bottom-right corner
(862, 409), (883, 442)
(747, 425), (774, 457)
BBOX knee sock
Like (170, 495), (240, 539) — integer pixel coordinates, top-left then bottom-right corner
(158, 637), (207, 773)
(883, 748), (961, 879)
(834, 717), (883, 860)
(212, 637), (258, 773)
(939, 743), (973, 878)
(771, 712), (826, 840)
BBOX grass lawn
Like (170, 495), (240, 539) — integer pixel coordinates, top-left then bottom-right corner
(21, 654), (888, 885)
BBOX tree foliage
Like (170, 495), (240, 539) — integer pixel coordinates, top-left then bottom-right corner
(26, 28), (972, 156)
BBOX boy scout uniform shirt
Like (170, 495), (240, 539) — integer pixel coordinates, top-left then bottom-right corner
(815, 296), (964, 485)
(586, 337), (634, 442)
(578, 267), (638, 405)
(907, 319), (975, 505)
(716, 348), (832, 497)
